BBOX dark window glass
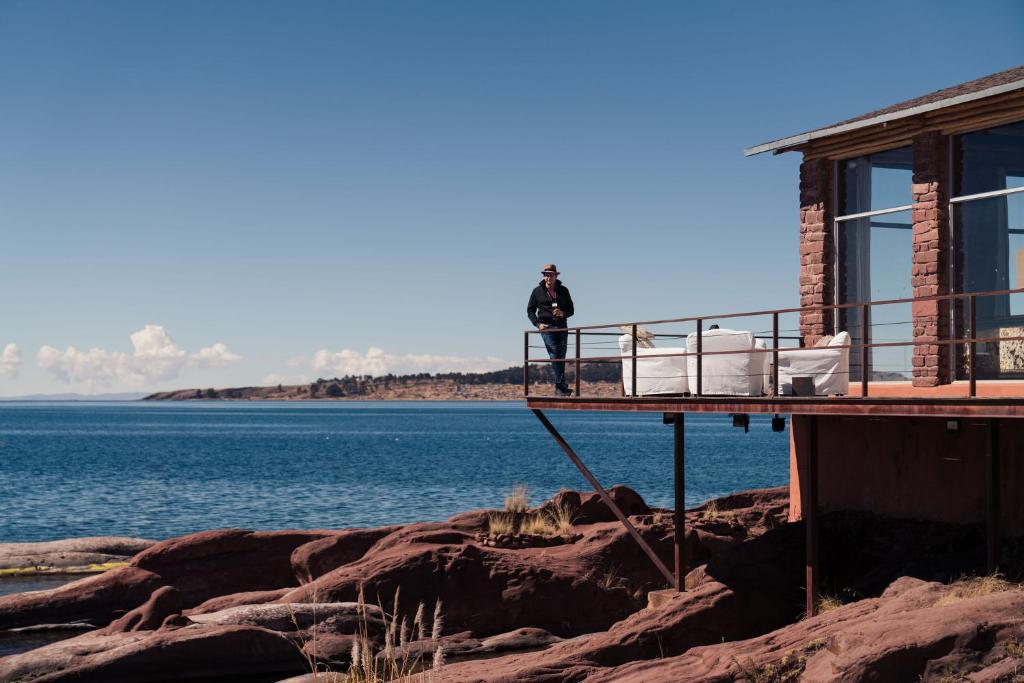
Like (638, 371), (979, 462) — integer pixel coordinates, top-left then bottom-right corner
(837, 209), (913, 381)
(955, 120), (1024, 196)
(840, 146), (914, 215)
(954, 191), (1024, 379)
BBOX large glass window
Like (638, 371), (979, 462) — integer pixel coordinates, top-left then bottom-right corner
(952, 120), (1024, 380)
(953, 190), (1024, 379)
(836, 146), (914, 381)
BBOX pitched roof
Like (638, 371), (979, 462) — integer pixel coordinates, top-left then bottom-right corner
(745, 65), (1024, 157)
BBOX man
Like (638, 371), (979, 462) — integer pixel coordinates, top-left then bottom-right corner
(527, 264), (575, 396)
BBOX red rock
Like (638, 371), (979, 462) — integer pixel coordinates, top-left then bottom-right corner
(103, 586), (183, 634)
(0, 624), (307, 683)
(415, 581), (763, 682)
(188, 587), (291, 614)
(131, 528), (334, 606)
(584, 577), (1024, 682)
(291, 525), (404, 583)
(280, 513), (678, 638)
(0, 566), (163, 630)
(576, 485), (651, 524)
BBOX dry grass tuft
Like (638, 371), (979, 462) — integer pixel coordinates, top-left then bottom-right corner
(701, 500), (719, 520)
(732, 638), (828, 683)
(504, 484), (530, 513)
(519, 513), (557, 537)
(546, 502), (579, 534)
(487, 512), (517, 536)
(598, 565), (620, 591)
(651, 511), (673, 526)
(816, 594), (843, 614)
(934, 574), (1018, 607)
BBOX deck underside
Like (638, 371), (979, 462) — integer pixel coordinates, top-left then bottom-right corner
(526, 395), (1024, 418)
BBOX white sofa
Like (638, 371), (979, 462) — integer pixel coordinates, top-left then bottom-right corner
(685, 328), (769, 396)
(777, 331), (851, 396)
(618, 335), (689, 396)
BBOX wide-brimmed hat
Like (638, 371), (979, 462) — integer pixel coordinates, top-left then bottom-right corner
(541, 263), (560, 275)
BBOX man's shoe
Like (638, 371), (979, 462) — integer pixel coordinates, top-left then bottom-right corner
(555, 385), (573, 397)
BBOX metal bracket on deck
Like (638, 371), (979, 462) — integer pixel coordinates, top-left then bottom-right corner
(532, 409), (678, 589)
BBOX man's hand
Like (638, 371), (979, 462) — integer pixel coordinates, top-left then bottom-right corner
(538, 324), (549, 330)
(552, 309), (565, 319)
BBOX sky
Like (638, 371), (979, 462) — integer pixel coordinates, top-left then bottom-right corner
(1, 1), (1022, 395)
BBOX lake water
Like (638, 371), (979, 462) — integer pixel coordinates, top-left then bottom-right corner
(0, 401), (790, 542)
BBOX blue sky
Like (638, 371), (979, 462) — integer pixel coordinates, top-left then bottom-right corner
(1, 1), (1022, 394)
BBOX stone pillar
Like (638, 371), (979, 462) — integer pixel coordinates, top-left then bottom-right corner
(799, 156), (834, 344)
(911, 131), (951, 387)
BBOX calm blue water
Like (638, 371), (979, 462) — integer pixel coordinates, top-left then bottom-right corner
(0, 402), (789, 542)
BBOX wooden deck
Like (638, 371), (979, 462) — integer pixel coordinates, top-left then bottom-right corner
(526, 382), (1024, 418)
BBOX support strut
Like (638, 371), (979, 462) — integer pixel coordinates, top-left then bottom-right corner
(532, 409), (677, 588)
(986, 418), (1001, 573)
(673, 413), (687, 591)
(805, 415), (820, 618)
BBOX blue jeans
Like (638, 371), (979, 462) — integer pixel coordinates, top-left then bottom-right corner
(541, 327), (568, 388)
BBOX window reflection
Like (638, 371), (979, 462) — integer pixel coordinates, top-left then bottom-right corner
(840, 146), (914, 215)
(954, 192), (1024, 379)
(838, 210), (913, 381)
(955, 121), (1024, 196)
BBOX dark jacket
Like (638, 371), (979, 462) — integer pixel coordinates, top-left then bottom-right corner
(527, 280), (575, 328)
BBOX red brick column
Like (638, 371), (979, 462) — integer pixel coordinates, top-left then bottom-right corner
(911, 131), (951, 387)
(799, 156), (834, 344)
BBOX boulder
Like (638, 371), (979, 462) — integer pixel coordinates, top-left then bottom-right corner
(0, 566), (163, 630)
(413, 581), (764, 682)
(103, 586), (183, 634)
(188, 587), (291, 614)
(0, 537), (156, 572)
(280, 517), (672, 639)
(0, 624), (307, 683)
(575, 485), (650, 524)
(189, 601), (381, 634)
(583, 577), (1024, 682)
(131, 528), (334, 606)
(291, 525), (405, 583)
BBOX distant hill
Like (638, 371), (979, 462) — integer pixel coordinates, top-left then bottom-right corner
(0, 392), (149, 401)
(144, 364), (622, 401)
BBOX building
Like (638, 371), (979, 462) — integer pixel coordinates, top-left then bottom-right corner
(525, 65), (1024, 614)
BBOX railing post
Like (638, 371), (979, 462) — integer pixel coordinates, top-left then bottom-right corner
(575, 329), (581, 398)
(860, 304), (870, 398)
(523, 331), (530, 397)
(631, 324), (638, 398)
(772, 312), (779, 397)
(696, 319), (703, 397)
(968, 294), (977, 397)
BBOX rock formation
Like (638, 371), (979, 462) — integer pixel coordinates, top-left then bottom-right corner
(3, 485), (1020, 683)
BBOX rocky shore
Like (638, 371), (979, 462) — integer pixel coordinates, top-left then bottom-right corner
(1, 487), (1021, 682)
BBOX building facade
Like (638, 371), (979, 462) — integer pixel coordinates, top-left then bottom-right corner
(747, 66), (1024, 534)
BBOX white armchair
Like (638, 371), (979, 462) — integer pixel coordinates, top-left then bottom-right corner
(776, 331), (851, 396)
(618, 335), (689, 396)
(685, 328), (769, 396)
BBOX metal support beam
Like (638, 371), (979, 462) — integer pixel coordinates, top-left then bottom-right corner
(532, 409), (676, 588)
(986, 418), (1001, 573)
(805, 415), (820, 618)
(673, 413), (686, 591)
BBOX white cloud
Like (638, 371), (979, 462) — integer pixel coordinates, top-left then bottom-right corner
(261, 372), (310, 386)
(295, 346), (511, 378)
(0, 343), (22, 378)
(190, 342), (242, 369)
(38, 325), (241, 388)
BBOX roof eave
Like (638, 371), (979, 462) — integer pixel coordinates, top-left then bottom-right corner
(743, 78), (1024, 158)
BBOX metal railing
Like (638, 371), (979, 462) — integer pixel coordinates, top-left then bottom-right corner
(523, 287), (1024, 400)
